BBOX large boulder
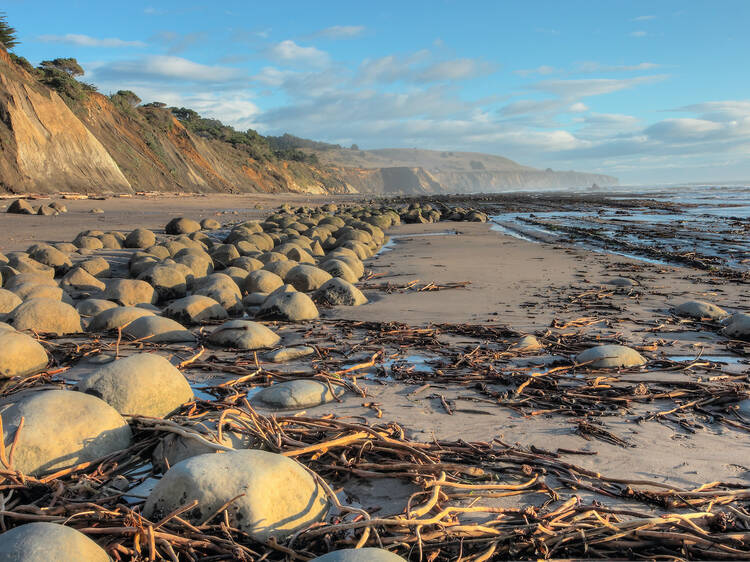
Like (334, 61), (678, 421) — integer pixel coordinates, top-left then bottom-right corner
(0, 390), (131, 476)
(143, 450), (328, 541)
(723, 313), (750, 339)
(246, 270), (284, 294)
(4, 273), (57, 291)
(122, 316), (196, 343)
(319, 259), (359, 283)
(163, 295), (228, 325)
(576, 345), (647, 369)
(0, 288), (22, 315)
(77, 353), (193, 417)
(77, 257), (111, 278)
(314, 278), (367, 306)
(7, 254), (54, 277)
(28, 247), (72, 275)
(100, 279), (156, 307)
(0, 331), (48, 378)
(310, 549), (406, 562)
(674, 300), (729, 321)
(138, 264), (187, 301)
(200, 218), (221, 230)
(192, 274), (243, 315)
(256, 380), (344, 409)
(0, 522), (109, 561)
(166, 217), (201, 235)
(124, 228), (157, 249)
(9, 299), (82, 335)
(257, 292), (319, 322)
(60, 267), (106, 294)
(285, 265), (332, 292)
(11, 283), (66, 302)
(207, 320), (281, 350)
(76, 298), (118, 318)
(262, 259), (297, 280)
(87, 306), (156, 332)
(7, 199), (34, 215)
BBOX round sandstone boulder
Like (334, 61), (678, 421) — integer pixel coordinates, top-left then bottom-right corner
(0, 331), (48, 378)
(122, 316), (196, 343)
(674, 300), (729, 321)
(9, 299), (82, 335)
(163, 295), (228, 325)
(207, 320), (280, 350)
(576, 345), (646, 369)
(0, 522), (108, 562)
(256, 380), (344, 409)
(310, 549), (406, 562)
(257, 291), (319, 322)
(314, 278), (367, 307)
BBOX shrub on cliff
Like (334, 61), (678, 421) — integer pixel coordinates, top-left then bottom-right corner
(0, 12), (18, 50)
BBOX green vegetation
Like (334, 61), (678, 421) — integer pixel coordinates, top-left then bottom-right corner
(267, 133), (341, 152)
(0, 12), (18, 50)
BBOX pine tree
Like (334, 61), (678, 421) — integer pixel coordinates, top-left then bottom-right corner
(0, 13), (18, 50)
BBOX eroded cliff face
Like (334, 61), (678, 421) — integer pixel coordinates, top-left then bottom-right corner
(0, 48), (131, 193)
(429, 170), (618, 192)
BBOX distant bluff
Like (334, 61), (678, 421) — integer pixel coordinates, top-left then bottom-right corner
(0, 47), (616, 195)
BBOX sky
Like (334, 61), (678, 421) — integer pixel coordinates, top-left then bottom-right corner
(4, 0), (750, 184)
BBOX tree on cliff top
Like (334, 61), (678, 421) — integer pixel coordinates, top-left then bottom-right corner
(0, 12), (19, 50)
(39, 58), (84, 77)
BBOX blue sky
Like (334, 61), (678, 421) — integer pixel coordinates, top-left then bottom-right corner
(4, 0), (750, 184)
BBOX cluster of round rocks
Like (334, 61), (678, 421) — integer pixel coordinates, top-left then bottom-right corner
(0, 200), (495, 558)
(6, 198), (69, 216)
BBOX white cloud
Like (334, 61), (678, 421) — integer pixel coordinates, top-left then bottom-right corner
(87, 55), (242, 83)
(358, 51), (430, 84)
(415, 59), (496, 82)
(358, 51), (493, 84)
(514, 65), (558, 77)
(267, 40), (330, 67)
(631, 15), (656, 21)
(37, 34), (146, 48)
(315, 25), (365, 39)
(629, 31), (648, 37)
(575, 61), (660, 73)
(531, 75), (667, 98)
(569, 102), (588, 112)
(646, 118), (732, 141)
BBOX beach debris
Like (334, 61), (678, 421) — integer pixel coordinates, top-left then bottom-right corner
(143, 450), (328, 541)
(207, 319), (281, 349)
(575, 344), (647, 368)
(256, 379), (345, 409)
(1, 390), (131, 476)
(0, 522), (109, 561)
(76, 353), (193, 417)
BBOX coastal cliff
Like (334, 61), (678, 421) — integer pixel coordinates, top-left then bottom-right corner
(0, 47), (617, 195)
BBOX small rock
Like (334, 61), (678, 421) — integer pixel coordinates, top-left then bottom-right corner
(310, 548), (406, 562)
(200, 218), (221, 230)
(256, 379), (344, 409)
(264, 346), (316, 363)
(166, 217), (201, 235)
(722, 313), (750, 340)
(674, 300), (729, 321)
(77, 353), (193, 417)
(7, 199), (34, 214)
(513, 335), (543, 352)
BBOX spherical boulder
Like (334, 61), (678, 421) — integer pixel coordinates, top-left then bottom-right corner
(314, 278), (367, 307)
(163, 295), (228, 325)
(77, 257), (111, 278)
(124, 228), (157, 249)
(100, 279), (156, 307)
(264, 346), (316, 363)
(0, 522), (109, 562)
(0, 331), (48, 378)
(0, 288), (22, 315)
(192, 274), (243, 315)
(310, 548), (406, 562)
(319, 259), (359, 283)
(285, 265), (332, 292)
(77, 353), (193, 417)
(122, 316), (196, 343)
(60, 267), (106, 294)
(143, 450), (328, 541)
(256, 380), (344, 409)
(258, 291), (319, 322)
(166, 217), (201, 235)
(9, 299), (82, 335)
(262, 259), (297, 280)
(207, 320), (281, 350)
(1, 390), (131, 476)
(76, 298), (118, 318)
(200, 218), (221, 230)
(11, 283), (65, 302)
(576, 345), (647, 369)
(28, 247), (72, 275)
(674, 300), (729, 321)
